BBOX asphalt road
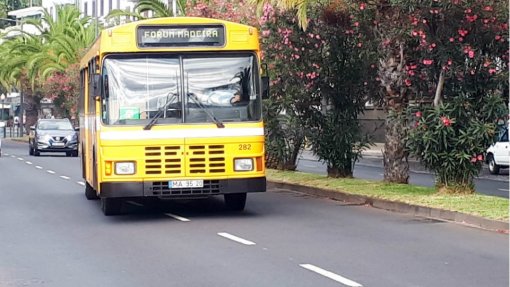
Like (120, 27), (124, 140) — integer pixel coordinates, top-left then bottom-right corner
(297, 153), (510, 198)
(0, 139), (508, 287)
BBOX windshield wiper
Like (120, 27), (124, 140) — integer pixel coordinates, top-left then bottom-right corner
(188, 92), (225, 128)
(143, 92), (178, 130)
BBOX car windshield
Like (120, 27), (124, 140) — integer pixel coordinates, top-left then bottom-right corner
(38, 120), (73, 130)
(101, 54), (262, 126)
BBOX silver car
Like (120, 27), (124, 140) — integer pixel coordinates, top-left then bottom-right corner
(29, 118), (79, 157)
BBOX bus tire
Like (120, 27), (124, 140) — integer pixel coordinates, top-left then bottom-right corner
(224, 193), (247, 211)
(101, 198), (122, 216)
(85, 182), (99, 200)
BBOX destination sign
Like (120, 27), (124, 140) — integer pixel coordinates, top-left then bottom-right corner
(137, 25), (225, 47)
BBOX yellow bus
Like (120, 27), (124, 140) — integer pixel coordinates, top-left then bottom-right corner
(79, 17), (268, 215)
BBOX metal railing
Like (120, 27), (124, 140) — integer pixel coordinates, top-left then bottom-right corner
(0, 124), (25, 138)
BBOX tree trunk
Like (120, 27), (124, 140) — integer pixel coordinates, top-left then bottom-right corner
(327, 165), (353, 178)
(23, 94), (40, 135)
(383, 109), (409, 183)
(433, 70), (445, 107)
(378, 43), (410, 183)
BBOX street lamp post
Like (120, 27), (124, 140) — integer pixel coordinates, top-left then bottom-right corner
(0, 93), (5, 122)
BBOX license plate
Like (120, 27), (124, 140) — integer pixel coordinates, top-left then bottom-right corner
(169, 180), (203, 188)
(52, 142), (65, 147)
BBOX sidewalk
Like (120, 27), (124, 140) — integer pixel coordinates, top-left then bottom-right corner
(299, 143), (426, 171)
(300, 143), (387, 159)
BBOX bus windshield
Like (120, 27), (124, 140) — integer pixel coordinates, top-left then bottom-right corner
(102, 54), (261, 126)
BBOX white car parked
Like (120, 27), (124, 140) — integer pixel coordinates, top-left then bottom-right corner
(486, 127), (509, 175)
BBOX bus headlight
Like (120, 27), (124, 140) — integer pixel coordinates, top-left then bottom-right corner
(115, 162), (136, 175)
(234, 158), (253, 171)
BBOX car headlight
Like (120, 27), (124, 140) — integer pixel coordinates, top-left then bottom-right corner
(115, 162), (136, 175)
(37, 134), (52, 143)
(234, 158), (253, 171)
(65, 133), (78, 142)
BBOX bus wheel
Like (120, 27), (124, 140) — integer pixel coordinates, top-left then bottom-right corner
(224, 193), (247, 211)
(101, 198), (122, 216)
(85, 182), (99, 200)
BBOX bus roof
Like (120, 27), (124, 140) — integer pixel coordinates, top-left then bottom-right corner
(80, 17), (260, 69)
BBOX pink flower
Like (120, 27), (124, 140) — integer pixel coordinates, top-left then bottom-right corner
(477, 154), (484, 161)
(495, 35), (501, 40)
(359, 3), (366, 10)
(457, 29), (468, 37)
(440, 116), (451, 127)
(423, 59), (433, 65)
(468, 50), (475, 58)
(470, 157), (477, 163)
(405, 79), (412, 86)
(415, 111), (422, 118)
(466, 15), (478, 22)
(489, 68), (497, 75)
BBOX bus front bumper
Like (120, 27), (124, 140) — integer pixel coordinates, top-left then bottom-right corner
(100, 177), (266, 198)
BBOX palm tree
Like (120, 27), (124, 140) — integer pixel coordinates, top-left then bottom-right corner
(106, 0), (187, 23)
(0, 4), (97, 129)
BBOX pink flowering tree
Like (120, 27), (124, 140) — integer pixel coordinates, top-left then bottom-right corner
(344, 0), (508, 191)
(259, 5), (321, 170)
(41, 64), (80, 120)
(400, 0), (508, 193)
(260, 3), (376, 176)
(185, 0), (258, 25)
(406, 95), (506, 193)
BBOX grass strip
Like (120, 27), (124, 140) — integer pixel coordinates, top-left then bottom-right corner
(267, 169), (509, 222)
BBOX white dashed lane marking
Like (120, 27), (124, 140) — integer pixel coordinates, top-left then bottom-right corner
(77, 181), (85, 186)
(217, 232), (255, 245)
(60, 176), (70, 180)
(165, 213), (191, 222)
(25, 161), (32, 165)
(47, 170), (55, 174)
(300, 264), (363, 287)
(35, 166), (43, 169)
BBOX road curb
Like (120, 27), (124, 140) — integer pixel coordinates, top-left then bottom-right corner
(268, 181), (509, 234)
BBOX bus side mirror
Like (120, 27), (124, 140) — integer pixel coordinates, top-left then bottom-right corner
(261, 76), (270, 99)
(93, 74), (102, 97)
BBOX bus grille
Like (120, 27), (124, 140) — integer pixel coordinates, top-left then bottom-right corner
(144, 145), (226, 175)
(149, 180), (221, 196)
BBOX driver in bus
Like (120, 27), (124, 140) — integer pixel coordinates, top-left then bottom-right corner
(229, 88), (249, 106)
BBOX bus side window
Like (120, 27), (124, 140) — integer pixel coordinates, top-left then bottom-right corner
(103, 75), (109, 99)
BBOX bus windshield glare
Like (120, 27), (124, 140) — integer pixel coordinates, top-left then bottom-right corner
(101, 54), (261, 126)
